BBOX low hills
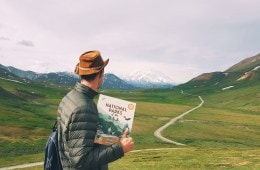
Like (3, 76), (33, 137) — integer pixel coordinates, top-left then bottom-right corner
(178, 53), (259, 94)
(226, 53), (260, 72)
(175, 53), (259, 118)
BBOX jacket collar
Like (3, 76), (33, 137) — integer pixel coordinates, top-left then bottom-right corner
(75, 82), (98, 99)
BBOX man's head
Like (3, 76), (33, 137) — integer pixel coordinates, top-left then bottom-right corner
(74, 50), (109, 89)
(75, 50), (109, 76)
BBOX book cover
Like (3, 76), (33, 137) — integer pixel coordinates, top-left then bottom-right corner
(94, 94), (136, 145)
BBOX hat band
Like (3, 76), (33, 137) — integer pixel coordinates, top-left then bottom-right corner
(78, 65), (103, 71)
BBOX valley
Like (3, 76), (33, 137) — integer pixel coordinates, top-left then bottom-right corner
(1, 77), (259, 169)
(0, 53), (259, 169)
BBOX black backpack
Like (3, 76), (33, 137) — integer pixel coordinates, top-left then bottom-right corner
(44, 121), (62, 170)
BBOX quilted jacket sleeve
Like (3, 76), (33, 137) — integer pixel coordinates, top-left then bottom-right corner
(65, 105), (124, 169)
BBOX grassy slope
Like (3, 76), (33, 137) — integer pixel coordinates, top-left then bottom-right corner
(168, 76), (260, 145)
(0, 77), (260, 169)
(98, 86), (260, 169)
(0, 79), (69, 166)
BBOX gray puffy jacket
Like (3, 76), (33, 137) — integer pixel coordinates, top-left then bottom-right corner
(57, 82), (124, 170)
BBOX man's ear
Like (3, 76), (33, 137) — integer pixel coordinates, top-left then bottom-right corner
(98, 69), (104, 78)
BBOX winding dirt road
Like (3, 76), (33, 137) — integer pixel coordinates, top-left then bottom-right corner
(154, 92), (204, 145)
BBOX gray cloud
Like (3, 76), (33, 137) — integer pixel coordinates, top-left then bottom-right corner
(0, 36), (9, 40)
(17, 40), (34, 47)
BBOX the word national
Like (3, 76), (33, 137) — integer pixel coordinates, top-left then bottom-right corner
(106, 103), (127, 115)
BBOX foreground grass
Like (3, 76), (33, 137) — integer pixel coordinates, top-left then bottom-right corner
(13, 147), (260, 170)
(110, 148), (260, 170)
(0, 153), (43, 168)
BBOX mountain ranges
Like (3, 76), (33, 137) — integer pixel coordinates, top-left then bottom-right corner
(0, 53), (259, 90)
(0, 64), (175, 90)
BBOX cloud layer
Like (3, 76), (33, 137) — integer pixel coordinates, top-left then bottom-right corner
(0, 0), (259, 83)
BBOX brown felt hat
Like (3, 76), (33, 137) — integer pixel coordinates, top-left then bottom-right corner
(74, 50), (109, 75)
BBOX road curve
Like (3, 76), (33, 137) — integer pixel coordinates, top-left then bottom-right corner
(154, 92), (204, 145)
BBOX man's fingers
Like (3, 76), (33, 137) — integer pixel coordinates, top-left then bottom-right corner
(120, 137), (134, 153)
(122, 128), (129, 138)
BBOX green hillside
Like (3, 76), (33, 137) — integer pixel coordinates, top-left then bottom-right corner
(0, 53), (259, 169)
(0, 77), (70, 166)
(174, 54), (259, 133)
(178, 53), (260, 96)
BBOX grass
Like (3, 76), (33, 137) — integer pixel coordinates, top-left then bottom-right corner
(0, 77), (260, 169)
(8, 148), (260, 170)
(130, 101), (192, 149)
(0, 79), (67, 167)
(109, 148), (260, 170)
(0, 153), (43, 168)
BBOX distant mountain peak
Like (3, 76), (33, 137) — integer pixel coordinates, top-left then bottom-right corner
(121, 69), (175, 88)
(123, 69), (174, 83)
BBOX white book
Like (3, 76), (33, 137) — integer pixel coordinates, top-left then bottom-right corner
(94, 94), (136, 145)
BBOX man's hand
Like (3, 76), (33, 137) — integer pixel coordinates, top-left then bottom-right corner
(120, 128), (134, 153)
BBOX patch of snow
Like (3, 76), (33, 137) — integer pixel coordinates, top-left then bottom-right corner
(0, 77), (25, 84)
(253, 66), (260, 71)
(223, 73), (229, 76)
(222, 86), (234, 91)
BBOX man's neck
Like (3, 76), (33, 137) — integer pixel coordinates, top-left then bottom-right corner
(81, 80), (98, 91)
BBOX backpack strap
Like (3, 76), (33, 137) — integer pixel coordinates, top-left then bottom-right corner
(52, 121), (58, 132)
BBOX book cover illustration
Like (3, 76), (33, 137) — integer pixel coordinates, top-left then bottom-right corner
(94, 94), (136, 145)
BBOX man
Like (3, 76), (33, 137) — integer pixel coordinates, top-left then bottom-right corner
(57, 50), (134, 170)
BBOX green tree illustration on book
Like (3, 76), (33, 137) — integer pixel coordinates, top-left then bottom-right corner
(94, 94), (136, 145)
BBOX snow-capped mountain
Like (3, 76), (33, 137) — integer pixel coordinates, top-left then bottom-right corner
(0, 64), (176, 89)
(0, 64), (79, 86)
(121, 69), (176, 88)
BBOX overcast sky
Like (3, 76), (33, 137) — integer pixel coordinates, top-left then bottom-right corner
(0, 0), (259, 83)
